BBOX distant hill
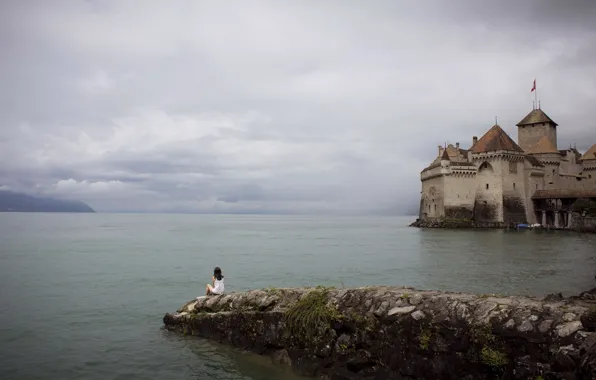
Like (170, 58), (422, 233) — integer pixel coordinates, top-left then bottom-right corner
(0, 190), (95, 213)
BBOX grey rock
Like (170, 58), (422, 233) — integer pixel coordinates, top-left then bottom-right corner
(539, 319), (554, 333)
(411, 310), (425, 320)
(505, 319), (516, 329)
(556, 321), (583, 338)
(388, 305), (416, 316)
(518, 320), (534, 333)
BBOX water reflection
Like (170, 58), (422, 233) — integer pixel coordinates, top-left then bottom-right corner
(161, 329), (306, 380)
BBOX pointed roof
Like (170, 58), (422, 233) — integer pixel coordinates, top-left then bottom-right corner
(580, 144), (596, 161)
(527, 136), (559, 154)
(441, 147), (450, 161)
(470, 124), (524, 154)
(516, 108), (558, 127)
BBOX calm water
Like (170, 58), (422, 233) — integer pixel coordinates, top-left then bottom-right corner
(1, 213), (595, 380)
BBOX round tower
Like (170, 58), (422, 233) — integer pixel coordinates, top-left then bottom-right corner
(580, 144), (596, 184)
(440, 147), (451, 175)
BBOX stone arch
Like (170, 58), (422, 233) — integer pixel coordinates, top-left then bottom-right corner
(478, 161), (493, 173)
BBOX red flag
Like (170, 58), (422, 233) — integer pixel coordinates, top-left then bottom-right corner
(531, 79), (536, 92)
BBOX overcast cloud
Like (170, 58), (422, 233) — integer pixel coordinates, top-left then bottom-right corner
(1, 0), (595, 213)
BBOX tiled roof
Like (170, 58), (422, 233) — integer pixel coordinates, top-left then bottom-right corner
(527, 136), (559, 154)
(421, 161), (441, 173)
(516, 108), (558, 127)
(580, 144), (596, 161)
(470, 124), (524, 154)
(525, 155), (544, 167)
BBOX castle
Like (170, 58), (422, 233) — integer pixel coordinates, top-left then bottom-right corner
(418, 106), (596, 227)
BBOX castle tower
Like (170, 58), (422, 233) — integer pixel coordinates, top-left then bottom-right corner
(440, 147), (451, 175)
(580, 144), (596, 184)
(516, 108), (558, 153)
(527, 136), (561, 189)
(470, 124), (527, 224)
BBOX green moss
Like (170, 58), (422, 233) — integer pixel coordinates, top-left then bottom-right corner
(470, 322), (508, 368)
(419, 328), (431, 350)
(470, 323), (496, 345)
(265, 287), (281, 295)
(401, 292), (410, 300)
(314, 285), (336, 291)
(480, 346), (508, 367)
(535, 376), (544, 380)
(284, 288), (341, 343)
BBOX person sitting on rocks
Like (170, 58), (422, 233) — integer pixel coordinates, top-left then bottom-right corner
(205, 266), (225, 296)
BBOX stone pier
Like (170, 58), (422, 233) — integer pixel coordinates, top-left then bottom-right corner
(163, 286), (596, 379)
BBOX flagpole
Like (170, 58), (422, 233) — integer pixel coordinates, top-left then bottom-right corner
(535, 79), (538, 109)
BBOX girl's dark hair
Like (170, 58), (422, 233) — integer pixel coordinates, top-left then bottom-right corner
(213, 267), (223, 281)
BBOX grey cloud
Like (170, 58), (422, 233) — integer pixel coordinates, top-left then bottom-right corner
(0, 0), (595, 213)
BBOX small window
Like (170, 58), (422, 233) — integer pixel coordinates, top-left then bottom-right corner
(536, 184), (538, 189)
(590, 175), (592, 179)
(483, 201), (488, 205)
(552, 169), (555, 174)
(434, 205), (436, 212)
(486, 184), (489, 189)
(513, 183), (516, 189)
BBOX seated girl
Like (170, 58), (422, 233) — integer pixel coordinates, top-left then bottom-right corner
(206, 266), (225, 296)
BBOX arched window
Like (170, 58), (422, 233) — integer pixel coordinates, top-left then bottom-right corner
(478, 161), (494, 173)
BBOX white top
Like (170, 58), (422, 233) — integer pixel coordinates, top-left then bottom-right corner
(212, 278), (225, 294)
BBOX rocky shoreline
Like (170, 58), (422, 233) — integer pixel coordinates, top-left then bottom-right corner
(162, 286), (596, 379)
(409, 217), (596, 232)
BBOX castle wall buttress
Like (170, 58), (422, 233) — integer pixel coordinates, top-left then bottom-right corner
(501, 159), (527, 223)
(473, 159), (503, 222)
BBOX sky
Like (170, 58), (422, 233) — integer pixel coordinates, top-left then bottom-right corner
(1, 0), (595, 214)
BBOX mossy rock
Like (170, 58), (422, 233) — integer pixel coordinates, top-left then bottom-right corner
(283, 288), (342, 345)
(480, 346), (508, 367)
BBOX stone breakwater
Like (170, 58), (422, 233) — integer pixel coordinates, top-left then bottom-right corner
(163, 286), (596, 379)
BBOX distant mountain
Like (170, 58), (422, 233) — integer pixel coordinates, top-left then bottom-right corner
(0, 190), (95, 213)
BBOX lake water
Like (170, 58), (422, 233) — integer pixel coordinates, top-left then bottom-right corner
(1, 213), (595, 380)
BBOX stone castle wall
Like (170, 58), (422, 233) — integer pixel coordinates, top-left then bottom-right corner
(443, 174), (475, 219)
(473, 158), (504, 222)
(420, 170), (444, 219)
(501, 159), (527, 224)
